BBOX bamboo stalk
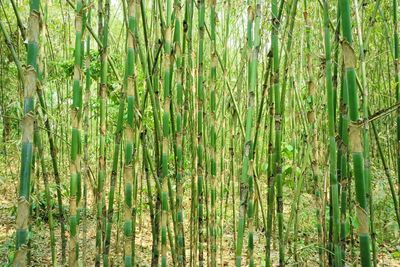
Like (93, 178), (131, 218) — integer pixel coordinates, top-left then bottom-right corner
(197, 1), (206, 265)
(69, 0), (85, 265)
(323, 1), (342, 266)
(340, 0), (371, 265)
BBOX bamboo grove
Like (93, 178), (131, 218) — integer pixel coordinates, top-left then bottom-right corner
(1, 0), (400, 266)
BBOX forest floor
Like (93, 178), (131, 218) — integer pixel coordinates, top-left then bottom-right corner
(1, 152), (400, 266)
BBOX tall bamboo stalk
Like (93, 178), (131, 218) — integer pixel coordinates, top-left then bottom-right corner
(82, 0), (91, 264)
(340, 0), (371, 265)
(271, 0), (284, 264)
(173, 0), (185, 265)
(247, 2), (260, 267)
(338, 52), (350, 267)
(95, 0), (110, 264)
(14, 0), (40, 264)
(393, 0), (400, 217)
(235, 1), (258, 266)
(353, 0), (377, 264)
(209, 0), (217, 266)
(323, 1), (342, 266)
(197, 0), (206, 265)
(69, 0), (84, 265)
(161, 1), (173, 266)
(123, 1), (136, 266)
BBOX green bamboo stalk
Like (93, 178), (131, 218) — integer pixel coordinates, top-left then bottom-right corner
(173, 0), (185, 265)
(271, 0), (284, 264)
(248, 2), (260, 267)
(69, 0), (84, 265)
(132, 132), (140, 266)
(393, 0), (400, 218)
(95, 0), (110, 265)
(220, 1), (230, 263)
(334, 3), (350, 264)
(82, 1), (92, 264)
(135, 3), (166, 266)
(95, 1), (104, 265)
(323, 1), (342, 266)
(123, 1), (137, 266)
(197, 0), (206, 266)
(340, 0), (371, 266)
(353, 0), (377, 265)
(338, 58), (350, 266)
(265, 70), (275, 267)
(5, 4), (66, 262)
(14, 0), (39, 264)
(209, 0), (217, 266)
(231, 111), (237, 249)
(123, 134), (134, 267)
(28, 121), (38, 266)
(235, 1), (258, 266)
(181, 4), (194, 262)
(161, 1), (173, 266)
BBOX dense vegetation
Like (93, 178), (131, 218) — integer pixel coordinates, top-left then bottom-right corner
(0, 0), (399, 266)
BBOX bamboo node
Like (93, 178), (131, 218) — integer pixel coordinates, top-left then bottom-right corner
(73, 66), (81, 81)
(244, 142), (251, 157)
(247, 5), (254, 21)
(28, 10), (40, 43)
(128, 0), (135, 16)
(24, 66), (37, 98)
(127, 77), (135, 96)
(75, 15), (83, 32)
(395, 58), (400, 72)
(100, 84), (107, 98)
(165, 27), (172, 44)
(124, 166), (133, 180)
(355, 205), (369, 234)
(71, 109), (79, 128)
(124, 241), (132, 254)
(70, 197), (77, 214)
(127, 34), (134, 49)
(68, 238), (77, 265)
(99, 156), (105, 169)
(16, 198), (30, 229)
(349, 123), (362, 153)
(211, 54), (218, 68)
(70, 163), (77, 174)
(342, 40), (356, 68)
(21, 114), (34, 143)
(163, 55), (171, 69)
(162, 138), (168, 155)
